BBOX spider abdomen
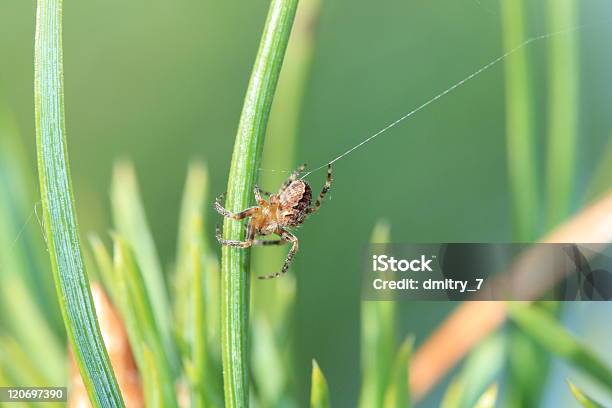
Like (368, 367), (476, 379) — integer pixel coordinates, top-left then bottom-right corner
(279, 180), (312, 226)
(280, 181), (311, 208)
(214, 163), (333, 279)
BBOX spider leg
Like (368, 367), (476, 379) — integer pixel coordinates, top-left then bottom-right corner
(257, 229), (298, 279)
(253, 185), (270, 205)
(280, 163), (307, 191)
(215, 223), (255, 248)
(307, 163), (333, 215)
(252, 238), (286, 246)
(254, 185), (273, 196)
(214, 192), (259, 220)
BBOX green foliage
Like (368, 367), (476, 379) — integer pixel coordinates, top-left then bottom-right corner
(111, 162), (178, 373)
(546, 0), (579, 228)
(501, 0), (538, 241)
(190, 224), (207, 408)
(113, 237), (178, 407)
(360, 221), (395, 408)
(441, 334), (504, 408)
(567, 380), (606, 408)
(34, 0), (124, 405)
(586, 141), (612, 201)
(142, 347), (163, 408)
(174, 163), (210, 352)
(501, 0), (580, 404)
(507, 303), (612, 392)
(0, 98), (65, 393)
(3, 1), (612, 407)
(90, 161), (224, 407)
(219, 0), (299, 406)
(250, 1), (321, 404)
(310, 360), (330, 408)
(474, 384), (498, 408)
(383, 337), (413, 408)
(505, 322), (550, 407)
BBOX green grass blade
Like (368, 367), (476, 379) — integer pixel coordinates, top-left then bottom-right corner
(142, 346), (162, 408)
(110, 238), (144, 369)
(0, 363), (7, 386)
(507, 303), (612, 392)
(501, 2), (553, 403)
(111, 161), (178, 372)
(258, 0), (321, 191)
(251, 2), (321, 402)
(546, 0), (579, 228)
(567, 380), (606, 408)
(0, 275), (65, 384)
(219, 0), (299, 406)
(204, 256), (221, 370)
(0, 336), (48, 386)
(34, 0), (124, 405)
(0, 105), (61, 333)
(585, 141), (612, 201)
(310, 360), (330, 408)
(440, 377), (463, 408)
(114, 237), (178, 408)
(383, 336), (413, 408)
(190, 216), (215, 408)
(473, 384), (498, 408)
(90, 234), (119, 305)
(501, 0), (538, 241)
(505, 320), (551, 407)
(191, 254), (207, 407)
(175, 163), (209, 355)
(440, 333), (504, 408)
(173, 164), (223, 406)
(251, 317), (286, 406)
(0, 103), (65, 381)
(359, 221), (395, 408)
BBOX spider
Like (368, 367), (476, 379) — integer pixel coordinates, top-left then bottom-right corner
(214, 163), (333, 279)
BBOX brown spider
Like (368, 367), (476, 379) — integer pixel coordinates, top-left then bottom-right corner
(214, 163), (333, 279)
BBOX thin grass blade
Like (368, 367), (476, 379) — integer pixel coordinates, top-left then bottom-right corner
(501, 0), (539, 241)
(585, 141), (612, 201)
(0, 336), (48, 386)
(383, 336), (413, 408)
(567, 380), (606, 408)
(440, 333), (504, 408)
(34, 0), (124, 405)
(175, 163), (209, 354)
(113, 237), (178, 408)
(0, 276), (65, 384)
(251, 2), (321, 404)
(546, 0), (579, 228)
(90, 234), (119, 305)
(219, 0), (299, 406)
(111, 161), (178, 373)
(507, 303), (612, 392)
(473, 384), (498, 408)
(142, 347), (162, 408)
(190, 215), (219, 408)
(310, 360), (330, 408)
(360, 221), (395, 408)
(0, 105), (60, 331)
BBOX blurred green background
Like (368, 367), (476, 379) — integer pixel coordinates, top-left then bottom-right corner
(1, 0), (612, 406)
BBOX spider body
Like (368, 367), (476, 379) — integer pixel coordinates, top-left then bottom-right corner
(214, 163), (332, 279)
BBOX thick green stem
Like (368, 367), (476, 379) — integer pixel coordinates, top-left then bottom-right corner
(546, 0), (578, 228)
(34, 0), (125, 406)
(220, 0), (299, 407)
(501, 0), (538, 241)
